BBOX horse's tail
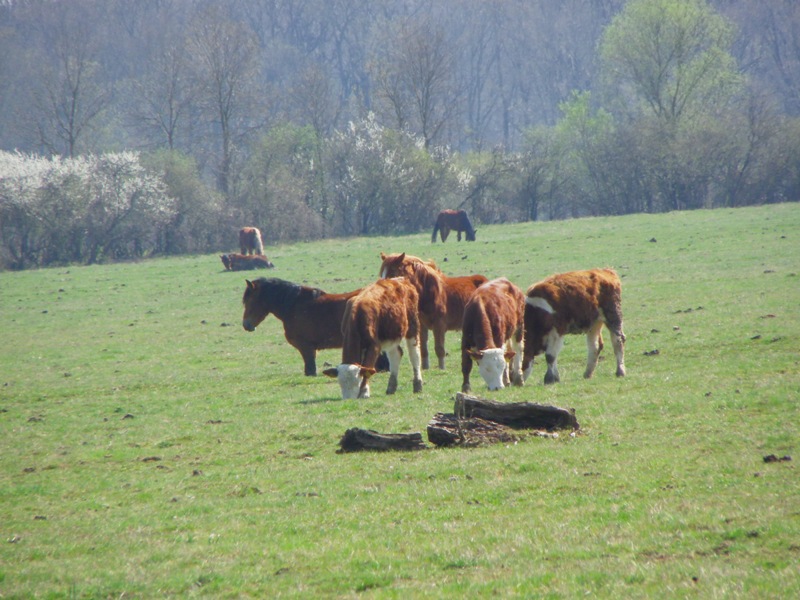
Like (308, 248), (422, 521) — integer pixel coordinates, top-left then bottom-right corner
(431, 219), (440, 243)
(253, 229), (264, 255)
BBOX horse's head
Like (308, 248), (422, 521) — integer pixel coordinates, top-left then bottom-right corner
(220, 254), (232, 270)
(466, 228), (477, 241)
(379, 252), (409, 279)
(242, 278), (270, 331)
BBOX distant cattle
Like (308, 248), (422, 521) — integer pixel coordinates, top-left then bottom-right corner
(461, 277), (526, 392)
(522, 268), (626, 384)
(431, 209), (476, 243)
(239, 227), (264, 255)
(221, 253), (274, 271)
(379, 252), (487, 369)
(324, 278), (423, 399)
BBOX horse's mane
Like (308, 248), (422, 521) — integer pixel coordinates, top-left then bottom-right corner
(251, 277), (325, 311)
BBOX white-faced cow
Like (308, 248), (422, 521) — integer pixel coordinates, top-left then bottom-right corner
(323, 278), (423, 399)
(461, 277), (526, 392)
(522, 268), (626, 384)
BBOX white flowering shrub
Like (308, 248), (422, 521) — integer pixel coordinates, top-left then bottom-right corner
(0, 151), (177, 268)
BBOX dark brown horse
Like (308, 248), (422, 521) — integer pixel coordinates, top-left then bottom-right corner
(431, 209), (476, 243)
(379, 252), (487, 369)
(241, 277), (391, 376)
(239, 227), (264, 255)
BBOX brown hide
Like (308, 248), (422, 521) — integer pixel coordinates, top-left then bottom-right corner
(238, 227), (263, 255)
(341, 278), (420, 368)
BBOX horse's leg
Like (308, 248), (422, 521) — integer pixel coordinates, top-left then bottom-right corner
(457, 229), (462, 241)
(297, 346), (317, 376)
(461, 347), (473, 393)
(406, 336), (423, 393)
(432, 322), (447, 370)
(419, 326), (431, 370)
(441, 226), (450, 242)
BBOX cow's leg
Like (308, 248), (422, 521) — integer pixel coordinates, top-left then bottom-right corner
(406, 336), (424, 393)
(461, 348), (473, 393)
(544, 334), (564, 384)
(385, 343), (402, 395)
(432, 322), (447, 370)
(419, 326), (431, 370)
(603, 308), (627, 377)
(521, 355), (534, 382)
(300, 347), (317, 376)
(509, 333), (525, 386)
(359, 344), (380, 398)
(584, 321), (604, 379)
(609, 325), (626, 377)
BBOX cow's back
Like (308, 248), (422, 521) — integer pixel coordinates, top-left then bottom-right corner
(463, 278), (524, 350)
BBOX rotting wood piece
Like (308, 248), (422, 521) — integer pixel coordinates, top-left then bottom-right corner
(455, 393), (579, 431)
(338, 428), (427, 453)
(427, 412), (519, 447)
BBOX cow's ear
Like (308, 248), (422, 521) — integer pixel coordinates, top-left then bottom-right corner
(398, 252), (405, 260)
(467, 349), (484, 361)
(505, 350), (516, 360)
(322, 367), (339, 378)
(359, 366), (377, 379)
(380, 252), (387, 260)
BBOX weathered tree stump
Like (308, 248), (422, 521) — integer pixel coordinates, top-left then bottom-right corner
(426, 394), (579, 447)
(427, 413), (519, 447)
(338, 428), (427, 453)
(454, 393), (579, 430)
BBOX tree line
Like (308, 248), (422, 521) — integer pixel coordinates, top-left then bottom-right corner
(1, 0), (798, 269)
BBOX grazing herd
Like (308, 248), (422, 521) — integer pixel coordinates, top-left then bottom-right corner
(240, 248), (627, 399)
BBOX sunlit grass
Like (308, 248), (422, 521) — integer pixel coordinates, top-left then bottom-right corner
(1, 204), (798, 597)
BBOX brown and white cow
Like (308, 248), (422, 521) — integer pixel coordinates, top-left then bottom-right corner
(324, 278), (423, 399)
(222, 253), (274, 271)
(461, 277), (526, 392)
(379, 252), (487, 369)
(522, 268), (626, 384)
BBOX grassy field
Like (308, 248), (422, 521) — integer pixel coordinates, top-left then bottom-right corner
(1, 204), (798, 598)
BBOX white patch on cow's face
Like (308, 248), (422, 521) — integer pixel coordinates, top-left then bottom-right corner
(476, 348), (508, 391)
(380, 267), (388, 279)
(336, 364), (368, 399)
(526, 296), (555, 314)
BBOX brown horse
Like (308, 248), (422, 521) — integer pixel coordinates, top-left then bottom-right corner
(431, 209), (476, 243)
(221, 253), (274, 270)
(239, 227), (264, 255)
(241, 277), (391, 376)
(379, 252), (487, 369)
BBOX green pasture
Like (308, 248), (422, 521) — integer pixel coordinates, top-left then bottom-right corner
(1, 204), (798, 598)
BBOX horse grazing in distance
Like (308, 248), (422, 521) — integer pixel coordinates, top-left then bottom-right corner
(431, 209), (476, 243)
(241, 277), (393, 376)
(239, 227), (264, 255)
(379, 252), (487, 370)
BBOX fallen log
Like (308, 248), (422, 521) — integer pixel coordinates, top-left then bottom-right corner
(338, 428), (427, 453)
(454, 393), (579, 431)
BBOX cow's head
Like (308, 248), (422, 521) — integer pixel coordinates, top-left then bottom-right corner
(323, 364), (377, 399)
(468, 348), (514, 391)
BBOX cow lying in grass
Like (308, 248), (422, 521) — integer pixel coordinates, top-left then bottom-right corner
(522, 268), (626, 384)
(324, 278), (423, 399)
(461, 277), (525, 392)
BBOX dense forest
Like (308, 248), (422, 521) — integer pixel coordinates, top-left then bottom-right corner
(1, 0), (799, 269)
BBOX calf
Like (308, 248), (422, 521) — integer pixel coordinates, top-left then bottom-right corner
(324, 278), (423, 399)
(461, 278), (525, 392)
(522, 268), (626, 384)
(222, 253), (274, 271)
